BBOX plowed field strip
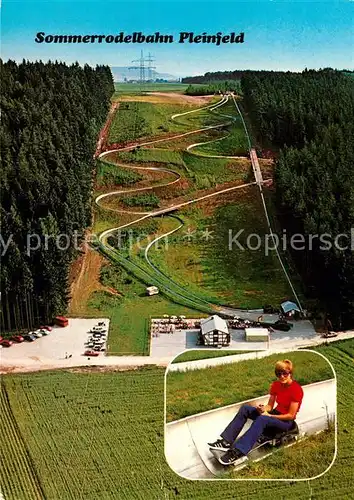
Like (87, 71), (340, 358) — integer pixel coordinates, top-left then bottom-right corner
(0, 385), (44, 500)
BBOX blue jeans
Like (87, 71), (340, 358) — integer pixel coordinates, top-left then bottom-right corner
(221, 404), (294, 455)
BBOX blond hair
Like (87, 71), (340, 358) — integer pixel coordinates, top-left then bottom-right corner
(275, 359), (293, 374)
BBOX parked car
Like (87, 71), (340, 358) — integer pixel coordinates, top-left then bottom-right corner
(24, 334), (37, 342)
(322, 331), (338, 338)
(84, 350), (99, 357)
(272, 320), (292, 332)
(38, 329), (49, 336)
(40, 325), (52, 331)
(32, 330), (43, 338)
(0, 339), (13, 347)
(10, 335), (24, 343)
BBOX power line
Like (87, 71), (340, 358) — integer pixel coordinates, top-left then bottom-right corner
(129, 50), (156, 87)
(146, 52), (155, 81)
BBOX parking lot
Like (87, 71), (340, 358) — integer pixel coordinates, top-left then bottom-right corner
(0, 318), (110, 370)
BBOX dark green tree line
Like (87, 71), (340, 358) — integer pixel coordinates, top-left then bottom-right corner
(182, 70), (251, 84)
(241, 69), (354, 328)
(0, 59), (114, 330)
(185, 80), (241, 96)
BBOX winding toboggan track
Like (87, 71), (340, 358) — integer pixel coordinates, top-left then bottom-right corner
(95, 93), (302, 313)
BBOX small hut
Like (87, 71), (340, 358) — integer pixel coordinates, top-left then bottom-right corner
(280, 301), (301, 319)
(245, 327), (269, 342)
(200, 315), (230, 347)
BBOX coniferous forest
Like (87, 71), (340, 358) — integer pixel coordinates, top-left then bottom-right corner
(241, 69), (354, 328)
(1, 60), (114, 330)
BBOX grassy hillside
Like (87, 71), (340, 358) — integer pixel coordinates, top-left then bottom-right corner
(148, 188), (295, 309)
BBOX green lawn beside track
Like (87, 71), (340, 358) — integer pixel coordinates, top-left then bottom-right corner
(96, 159), (143, 187)
(111, 147), (251, 190)
(166, 349), (334, 422)
(114, 148), (185, 167)
(85, 263), (204, 355)
(229, 430), (335, 479)
(108, 101), (199, 144)
(148, 189), (294, 309)
(107, 93), (235, 145)
(191, 123), (249, 157)
(171, 350), (251, 363)
(1, 339), (353, 498)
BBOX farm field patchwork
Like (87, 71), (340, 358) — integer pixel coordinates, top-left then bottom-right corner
(1, 339), (353, 498)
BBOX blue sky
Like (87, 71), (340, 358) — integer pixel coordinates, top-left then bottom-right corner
(1, 1), (353, 76)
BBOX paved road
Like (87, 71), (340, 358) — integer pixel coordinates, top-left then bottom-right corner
(1, 315), (352, 374)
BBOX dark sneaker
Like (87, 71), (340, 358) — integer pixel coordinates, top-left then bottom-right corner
(208, 438), (231, 451)
(219, 448), (247, 466)
(255, 433), (272, 446)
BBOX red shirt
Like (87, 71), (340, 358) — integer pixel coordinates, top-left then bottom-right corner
(270, 380), (303, 416)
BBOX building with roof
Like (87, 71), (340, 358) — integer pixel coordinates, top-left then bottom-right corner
(200, 315), (230, 347)
(280, 301), (301, 319)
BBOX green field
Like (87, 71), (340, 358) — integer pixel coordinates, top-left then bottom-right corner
(107, 94), (229, 146)
(96, 159), (143, 187)
(192, 123), (249, 157)
(114, 82), (192, 94)
(1, 339), (353, 498)
(113, 147), (249, 190)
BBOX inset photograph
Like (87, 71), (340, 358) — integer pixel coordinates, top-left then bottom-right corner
(165, 350), (336, 479)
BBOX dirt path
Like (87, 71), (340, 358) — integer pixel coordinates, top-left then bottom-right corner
(94, 101), (119, 158)
(119, 92), (214, 105)
(68, 247), (120, 315)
